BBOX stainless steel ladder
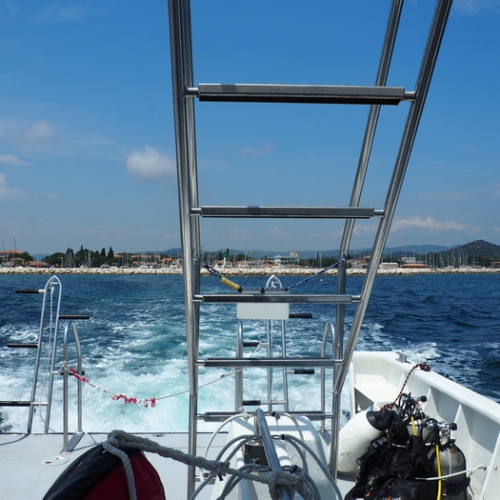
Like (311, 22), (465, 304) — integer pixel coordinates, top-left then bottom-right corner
(2, 276), (88, 448)
(167, 1), (452, 496)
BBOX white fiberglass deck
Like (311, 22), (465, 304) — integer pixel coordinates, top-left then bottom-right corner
(0, 432), (224, 500)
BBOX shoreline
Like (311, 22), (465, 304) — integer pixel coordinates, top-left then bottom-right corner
(1, 266), (499, 276)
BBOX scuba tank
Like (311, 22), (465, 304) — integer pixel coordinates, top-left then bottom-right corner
(427, 421), (469, 500)
(438, 441), (468, 499)
(337, 409), (385, 472)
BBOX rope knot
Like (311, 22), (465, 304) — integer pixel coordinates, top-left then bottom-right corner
(268, 470), (297, 500)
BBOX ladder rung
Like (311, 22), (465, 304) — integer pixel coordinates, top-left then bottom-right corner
(194, 206), (378, 219)
(0, 401), (48, 407)
(59, 314), (90, 320)
(195, 294), (360, 304)
(290, 369), (315, 375)
(199, 411), (332, 422)
(7, 342), (38, 348)
(243, 341), (260, 348)
(194, 84), (411, 105)
(15, 289), (43, 294)
(198, 358), (341, 368)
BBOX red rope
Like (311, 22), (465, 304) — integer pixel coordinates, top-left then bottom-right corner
(67, 365), (156, 408)
(69, 366), (89, 383)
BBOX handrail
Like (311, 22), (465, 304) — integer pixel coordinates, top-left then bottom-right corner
(320, 321), (336, 435)
(61, 321), (85, 453)
(15, 275), (87, 446)
(28, 275), (62, 433)
(235, 321), (244, 410)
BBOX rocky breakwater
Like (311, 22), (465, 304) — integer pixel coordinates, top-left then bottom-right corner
(1, 265), (499, 276)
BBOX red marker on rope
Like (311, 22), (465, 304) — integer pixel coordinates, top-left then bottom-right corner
(69, 366), (89, 383)
(67, 365), (156, 407)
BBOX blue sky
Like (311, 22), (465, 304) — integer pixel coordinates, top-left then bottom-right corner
(0, 1), (499, 256)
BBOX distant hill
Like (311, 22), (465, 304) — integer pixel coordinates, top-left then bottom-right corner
(162, 242), (500, 261)
(437, 239), (500, 261)
(33, 253), (49, 261)
(33, 240), (500, 263)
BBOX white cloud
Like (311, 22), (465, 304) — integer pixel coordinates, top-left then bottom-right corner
(352, 224), (377, 236)
(454, 0), (500, 14)
(391, 215), (469, 232)
(0, 154), (30, 166)
(37, 4), (88, 22)
(125, 146), (176, 180)
(242, 141), (273, 156)
(229, 226), (252, 241)
(24, 121), (56, 142)
(0, 174), (25, 199)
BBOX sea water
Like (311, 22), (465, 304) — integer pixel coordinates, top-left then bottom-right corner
(0, 272), (499, 433)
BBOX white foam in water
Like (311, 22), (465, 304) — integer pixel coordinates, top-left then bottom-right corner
(3, 272), (493, 434)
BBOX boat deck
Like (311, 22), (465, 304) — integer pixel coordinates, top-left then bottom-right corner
(0, 431), (222, 499)
(0, 431), (355, 499)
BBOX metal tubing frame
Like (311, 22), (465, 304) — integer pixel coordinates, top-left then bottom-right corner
(168, 1), (201, 496)
(281, 319), (289, 412)
(62, 321), (84, 453)
(167, 1), (453, 496)
(330, 259), (346, 478)
(235, 321), (244, 409)
(339, 0), (404, 258)
(266, 319), (273, 412)
(195, 293), (360, 304)
(334, 0), (453, 397)
(320, 321), (335, 435)
(254, 409), (292, 500)
(200, 358), (342, 368)
(27, 275), (62, 433)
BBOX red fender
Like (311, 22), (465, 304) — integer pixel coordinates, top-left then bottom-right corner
(84, 451), (166, 500)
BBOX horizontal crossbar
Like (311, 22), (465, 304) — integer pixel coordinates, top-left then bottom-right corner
(191, 84), (412, 105)
(193, 206), (380, 219)
(195, 294), (360, 304)
(198, 357), (342, 368)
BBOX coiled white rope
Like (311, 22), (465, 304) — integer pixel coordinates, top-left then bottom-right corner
(105, 429), (314, 500)
(102, 438), (137, 500)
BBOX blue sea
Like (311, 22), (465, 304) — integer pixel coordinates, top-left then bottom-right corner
(1, 272), (499, 434)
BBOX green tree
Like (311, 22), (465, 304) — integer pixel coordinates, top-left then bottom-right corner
(100, 248), (106, 257)
(108, 247), (114, 259)
(43, 252), (65, 266)
(20, 251), (34, 263)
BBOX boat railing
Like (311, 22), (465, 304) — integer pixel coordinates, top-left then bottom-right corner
(61, 320), (85, 453)
(320, 321), (336, 435)
(2, 275), (88, 445)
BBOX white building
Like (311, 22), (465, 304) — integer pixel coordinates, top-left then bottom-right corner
(273, 251), (299, 267)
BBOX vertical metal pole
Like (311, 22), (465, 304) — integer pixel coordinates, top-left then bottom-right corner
(235, 321), (243, 409)
(168, 1), (201, 497)
(45, 278), (62, 432)
(62, 321), (84, 454)
(330, 259), (346, 477)
(267, 319), (273, 412)
(320, 321), (334, 434)
(340, 0), (403, 258)
(62, 322), (71, 453)
(254, 409), (292, 500)
(28, 276), (62, 433)
(281, 319), (289, 412)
